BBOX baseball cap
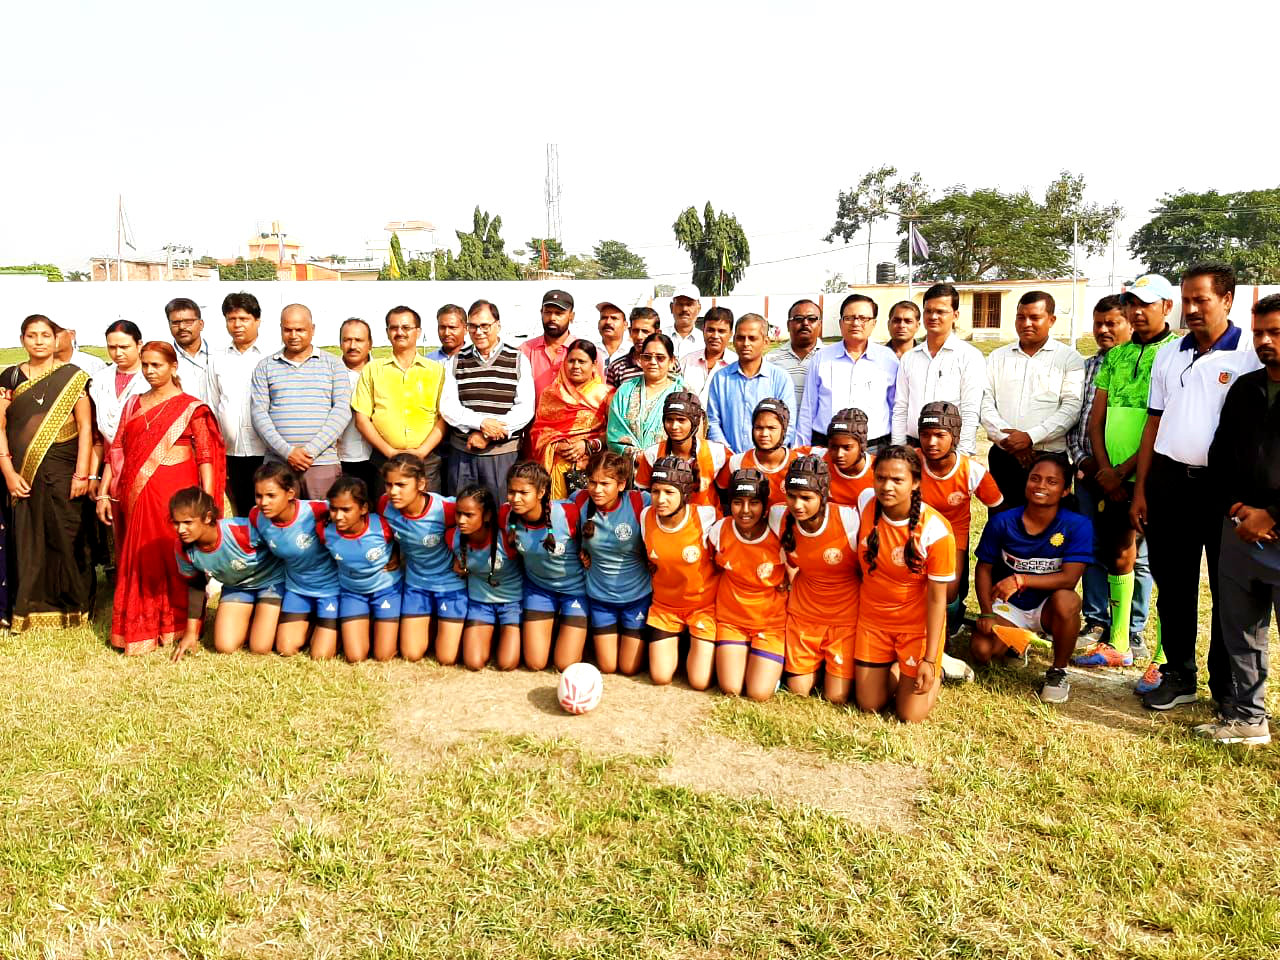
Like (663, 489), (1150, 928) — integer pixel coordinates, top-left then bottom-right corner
(672, 283), (701, 302)
(542, 289), (574, 310)
(1124, 274), (1174, 304)
(595, 300), (624, 314)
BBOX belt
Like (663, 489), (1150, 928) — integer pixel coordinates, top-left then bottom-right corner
(1154, 452), (1208, 478)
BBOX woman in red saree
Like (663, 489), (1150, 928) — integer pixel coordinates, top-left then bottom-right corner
(98, 342), (225, 655)
(527, 340), (613, 499)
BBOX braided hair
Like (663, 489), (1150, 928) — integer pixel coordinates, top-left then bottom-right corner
(455, 483), (501, 587)
(579, 449), (633, 543)
(863, 444), (924, 574)
(506, 460), (557, 552)
(169, 486), (218, 523)
(661, 391), (703, 492)
(781, 455), (829, 553)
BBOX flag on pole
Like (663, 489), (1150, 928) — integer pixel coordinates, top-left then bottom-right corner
(909, 223), (930, 260)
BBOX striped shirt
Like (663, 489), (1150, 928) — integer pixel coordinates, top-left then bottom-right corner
(1066, 351), (1105, 465)
(250, 348), (352, 466)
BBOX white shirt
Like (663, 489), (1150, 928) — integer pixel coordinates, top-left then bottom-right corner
(678, 347), (737, 403)
(439, 341), (536, 433)
(338, 364), (373, 462)
(1150, 324), (1260, 466)
(206, 341), (268, 457)
(173, 339), (211, 402)
(87, 366), (147, 444)
(595, 341), (631, 366)
(891, 333), (986, 454)
(980, 339), (1086, 453)
(669, 326), (704, 357)
(70, 349), (107, 377)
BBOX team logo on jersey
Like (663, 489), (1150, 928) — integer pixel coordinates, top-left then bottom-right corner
(548, 539), (566, 556)
(295, 533), (313, 550)
(1049, 532), (1065, 547)
(681, 546), (701, 563)
(615, 522), (633, 541)
(422, 533), (441, 547)
(823, 547), (843, 565)
(365, 546), (385, 564)
(891, 545), (906, 566)
(230, 558), (247, 571)
(947, 491), (966, 506)
(756, 562), (774, 580)
(1218, 371), (1232, 385)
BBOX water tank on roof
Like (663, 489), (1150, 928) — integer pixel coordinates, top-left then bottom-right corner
(875, 262), (897, 284)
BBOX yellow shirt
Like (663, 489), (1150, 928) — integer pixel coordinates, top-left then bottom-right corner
(351, 353), (445, 450)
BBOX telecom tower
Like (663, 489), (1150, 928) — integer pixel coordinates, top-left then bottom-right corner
(544, 144), (562, 244)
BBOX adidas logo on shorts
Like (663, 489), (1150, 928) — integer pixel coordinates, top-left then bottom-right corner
(380, 600), (391, 609)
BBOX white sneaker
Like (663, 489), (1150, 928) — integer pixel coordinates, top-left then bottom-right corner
(941, 652), (974, 683)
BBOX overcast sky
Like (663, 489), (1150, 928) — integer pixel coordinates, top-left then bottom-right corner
(4, 0), (1277, 292)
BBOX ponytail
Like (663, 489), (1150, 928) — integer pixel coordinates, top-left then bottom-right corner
(781, 511), (797, 553)
(903, 487), (925, 574)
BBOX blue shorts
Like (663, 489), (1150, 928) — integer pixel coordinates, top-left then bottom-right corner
(281, 589), (340, 623)
(339, 585), (403, 621)
(588, 594), (651, 633)
(220, 581), (284, 606)
(401, 586), (469, 621)
(523, 581), (589, 618)
(466, 599), (523, 627)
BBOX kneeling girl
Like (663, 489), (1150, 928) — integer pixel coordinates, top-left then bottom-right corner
(447, 483), (523, 671)
(325, 476), (402, 663)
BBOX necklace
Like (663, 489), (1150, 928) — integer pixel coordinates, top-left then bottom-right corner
(22, 361), (57, 405)
(138, 391), (174, 430)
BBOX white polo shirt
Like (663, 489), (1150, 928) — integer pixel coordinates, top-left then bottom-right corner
(1149, 323), (1259, 466)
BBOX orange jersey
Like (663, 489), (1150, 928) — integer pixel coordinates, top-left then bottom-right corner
(640, 504), (719, 610)
(768, 503), (860, 625)
(708, 516), (788, 629)
(798, 445), (876, 506)
(919, 454), (1002, 546)
(636, 439), (730, 512)
(855, 495), (956, 634)
(717, 448), (802, 507)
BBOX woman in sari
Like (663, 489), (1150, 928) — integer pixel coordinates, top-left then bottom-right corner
(527, 339), (613, 498)
(606, 332), (684, 460)
(0, 314), (95, 632)
(98, 342), (225, 655)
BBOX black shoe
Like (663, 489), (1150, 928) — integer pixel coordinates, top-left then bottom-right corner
(1142, 673), (1198, 711)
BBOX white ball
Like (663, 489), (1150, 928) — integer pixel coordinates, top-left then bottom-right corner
(557, 662), (603, 715)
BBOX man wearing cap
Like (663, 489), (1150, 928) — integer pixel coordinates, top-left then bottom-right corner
(1131, 263), (1260, 711)
(595, 300), (631, 366)
(668, 284), (704, 356)
(679, 306), (737, 404)
(706, 314), (796, 453)
(771, 299), (825, 415)
(521, 289), (601, 395)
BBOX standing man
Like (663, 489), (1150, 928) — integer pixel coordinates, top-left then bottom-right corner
(706, 313), (796, 452)
(337, 318), (376, 491)
(668, 283), (704, 356)
(166, 297), (210, 401)
(797, 294), (898, 450)
(885, 300), (921, 359)
(1131, 263), (1259, 711)
(595, 300), (631, 365)
(891, 283), (985, 455)
(1201, 293), (1280, 746)
(352, 306), (447, 491)
(54, 328), (107, 376)
(428, 304), (467, 363)
(770, 299), (825, 415)
(439, 300), (534, 500)
(606, 307), (659, 387)
(679, 306), (736, 403)
(522, 289), (596, 394)
(250, 303), (352, 499)
(980, 291), (1085, 511)
(207, 291), (269, 516)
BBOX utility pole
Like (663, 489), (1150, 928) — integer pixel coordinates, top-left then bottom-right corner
(1071, 218), (1079, 349)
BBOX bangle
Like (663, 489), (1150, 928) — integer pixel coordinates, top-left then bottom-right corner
(0, 454), (11, 460)
(976, 613), (997, 621)
(1014, 574), (1026, 592)
(95, 495), (113, 501)
(73, 474), (87, 481)
(922, 658), (936, 665)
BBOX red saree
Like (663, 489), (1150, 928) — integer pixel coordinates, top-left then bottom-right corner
(108, 394), (225, 655)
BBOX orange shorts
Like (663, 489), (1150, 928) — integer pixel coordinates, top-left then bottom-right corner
(648, 601), (717, 642)
(855, 624), (928, 678)
(784, 616), (856, 679)
(715, 621), (785, 665)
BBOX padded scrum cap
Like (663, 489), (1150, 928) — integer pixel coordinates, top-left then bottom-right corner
(827, 407), (869, 445)
(663, 390), (704, 428)
(752, 396), (791, 438)
(784, 454), (830, 500)
(918, 400), (962, 442)
(728, 467), (770, 504)
(650, 455), (698, 496)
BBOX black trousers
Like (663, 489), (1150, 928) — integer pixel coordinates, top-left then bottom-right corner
(986, 445), (1029, 515)
(1144, 454), (1228, 701)
(226, 455), (263, 518)
(368, 449), (443, 493)
(341, 458), (378, 496)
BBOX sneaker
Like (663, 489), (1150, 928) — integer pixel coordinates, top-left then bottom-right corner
(1039, 668), (1070, 704)
(1071, 642), (1134, 668)
(1142, 673), (1197, 711)
(1076, 623), (1106, 652)
(1129, 640), (1150, 662)
(1193, 718), (1272, 746)
(1134, 662), (1162, 696)
(941, 652), (974, 683)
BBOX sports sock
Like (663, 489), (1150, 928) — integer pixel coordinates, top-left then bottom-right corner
(1107, 572), (1134, 654)
(1149, 618), (1165, 665)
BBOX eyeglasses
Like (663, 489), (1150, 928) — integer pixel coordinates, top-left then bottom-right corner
(790, 315), (821, 324)
(387, 324), (418, 334)
(169, 318), (201, 327)
(841, 315), (875, 325)
(640, 353), (671, 362)
(467, 322), (497, 333)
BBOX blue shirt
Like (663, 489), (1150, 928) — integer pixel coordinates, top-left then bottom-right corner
(975, 507), (1092, 610)
(797, 340), (898, 442)
(572, 489), (651, 603)
(379, 493), (465, 593)
(705, 359), (797, 453)
(250, 500), (340, 597)
(175, 518), (284, 591)
(427, 348), (456, 364)
(446, 526), (523, 604)
(323, 513), (402, 595)
(502, 500), (587, 595)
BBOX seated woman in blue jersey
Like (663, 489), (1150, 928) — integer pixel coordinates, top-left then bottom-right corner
(970, 452), (1092, 705)
(606, 332), (684, 460)
(446, 483), (523, 671)
(324, 476), (402, 663)
(170, 486), (287, 659)
(504, 461), (590, 671)
(249, 462), (341, 659)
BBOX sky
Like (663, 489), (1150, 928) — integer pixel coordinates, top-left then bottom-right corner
(4, 0), (1278, 293)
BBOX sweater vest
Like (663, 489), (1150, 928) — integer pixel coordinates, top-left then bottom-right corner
(450, 343), (523, 455)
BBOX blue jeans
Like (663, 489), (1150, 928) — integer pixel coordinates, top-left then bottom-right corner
(1073, 480), (1152, 642)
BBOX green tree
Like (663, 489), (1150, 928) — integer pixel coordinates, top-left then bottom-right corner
(433, 207), (520, 281)
(218, 258), (278, 281)
(66, 270), (89, 282)
(672, 202), (750, 296)
(825, 165), (928, 282)
(0, 263), (63, 281)
(1129, 188), (1280, 283)
(522, 237), (568, 271)
(593, 240), (648, 279)
(388, 232), (407, 278)
(890, 171), (1120, 282)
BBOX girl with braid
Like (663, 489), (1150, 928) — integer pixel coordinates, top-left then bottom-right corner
(772, 455), (862, 704)
(635, 391), (729, 512)
(504, 460), (590, 671)
(446, 484), (522, 671)
(717, 398), (801, 505)
(854, 445), (955, 723)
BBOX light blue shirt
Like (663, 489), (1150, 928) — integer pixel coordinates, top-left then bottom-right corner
(705, 359), (797, 453)
(797, 340), (898, 442)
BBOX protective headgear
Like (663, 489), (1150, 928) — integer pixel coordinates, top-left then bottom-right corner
(785, 455), (830, 504)
(727, 467), (770, 506)
(827, 407), (869, 447)
(649, 455), (698, 497)
(662, 390), (704, 430)
(918, 400), (962, 443)
(752, 397), (791, 450)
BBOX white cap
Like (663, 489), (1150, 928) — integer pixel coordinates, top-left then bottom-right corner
(672, 283), (701, 302)
(1125, 274), (1175, 304)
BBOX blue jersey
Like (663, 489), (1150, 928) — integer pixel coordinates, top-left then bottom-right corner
(572, 489), (651, 604)
(175, 518), (285, 591)
(379, 493), (465, 593)
(975, 506), (1092, 610)
(250, 500), (340, 597)
(501, 500), (586, 595)
(322, 513), (402, 595)
(445, 526), (523, 604)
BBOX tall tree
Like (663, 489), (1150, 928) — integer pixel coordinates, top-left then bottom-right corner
(1129, 188), (1280, 283)
(218, 258), (277, 281)
(522, 237), (569, 271)
(387, 232), (407, 279)
(433, 207), (520, 281)
(825, 166), (928, 283)
(672, 203), (750, 296)
(593, 240), (648, 279)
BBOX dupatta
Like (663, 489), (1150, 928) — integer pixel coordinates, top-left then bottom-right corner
(606, 375), (683, 453)
(112, 393), (226, 514)
(5, 363), (88, 484)
(528, 364), (613, 473)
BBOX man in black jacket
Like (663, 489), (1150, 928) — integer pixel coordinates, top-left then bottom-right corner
(1204, 293), (1280, 746)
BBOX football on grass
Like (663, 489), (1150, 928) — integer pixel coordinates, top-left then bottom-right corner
(557, 663), (602, 715)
